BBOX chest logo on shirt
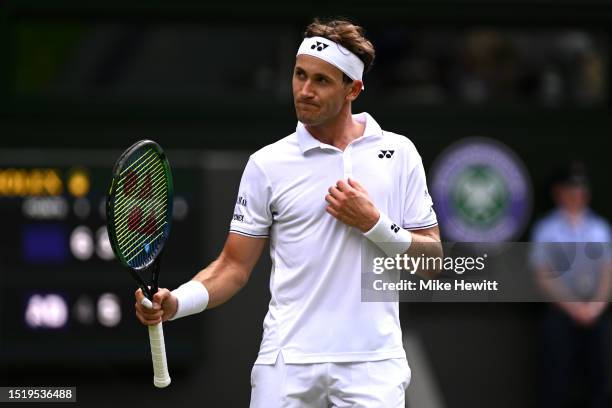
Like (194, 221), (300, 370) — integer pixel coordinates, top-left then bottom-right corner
(378, 150), (395, 159)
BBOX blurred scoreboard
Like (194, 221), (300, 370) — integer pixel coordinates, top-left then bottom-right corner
(0, 148), (204, 365)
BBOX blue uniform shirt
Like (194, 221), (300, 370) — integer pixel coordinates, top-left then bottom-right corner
(530, 209), (612, 299)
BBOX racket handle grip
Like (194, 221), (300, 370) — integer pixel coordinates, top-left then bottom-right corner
(148, 322), (171, 388)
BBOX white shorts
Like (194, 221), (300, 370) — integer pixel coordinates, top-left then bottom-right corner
(249, 353), (411, 408)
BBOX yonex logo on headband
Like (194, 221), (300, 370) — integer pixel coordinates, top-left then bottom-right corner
(297, 36), (365, 89)
(311, 41), (329, 52)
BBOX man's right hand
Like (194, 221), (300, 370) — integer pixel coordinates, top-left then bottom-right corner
(134, 288), (178, 326)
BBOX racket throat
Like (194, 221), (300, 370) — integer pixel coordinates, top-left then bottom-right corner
(128, 253), (164, 300)
(150, 254), (163, 295)
(128, 268), (153, 299)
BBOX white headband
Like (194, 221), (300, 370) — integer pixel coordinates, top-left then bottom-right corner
(296, 36), (365, 89)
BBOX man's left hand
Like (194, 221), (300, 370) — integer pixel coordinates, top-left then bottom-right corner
(325, 178), (379, 232)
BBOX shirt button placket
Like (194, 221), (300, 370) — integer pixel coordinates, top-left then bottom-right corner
(343, 145), (353, 179)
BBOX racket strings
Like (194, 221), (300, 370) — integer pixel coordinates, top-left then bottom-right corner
(118, 207), (168, 264)
(127, 229), (167, 264)
(122, 220), (168, 260)
(114, 175), (167, 239)
(119, 148), (156, 177)
(113, 161), (166, 211)
(114, 171), (167, 237)
(118, 198), (168, 260)
(111, 150), (171, 267)
(113, 153), (166, 232)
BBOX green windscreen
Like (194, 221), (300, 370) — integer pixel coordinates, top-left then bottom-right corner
(110, 147), (171, 269)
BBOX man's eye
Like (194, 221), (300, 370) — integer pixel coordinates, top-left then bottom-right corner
(318, 77), (327, 83)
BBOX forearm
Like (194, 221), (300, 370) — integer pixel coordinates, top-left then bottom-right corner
(192, 254), (250, 309)
(535, 267), (572, 301)
(406, 230), (443, 279)
(138, 234), (263, 323)
(581, 264), (612, 318)
(591, 264), (612, 302)
(407, 230), (442, 257)
(363, 211), (441, 279)
(534, 266), (580, 318)
(587, 301), (608, 319)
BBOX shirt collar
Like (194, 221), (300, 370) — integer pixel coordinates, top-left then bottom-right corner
(296, 112), (383, 153)
(552, 208), (593, 229)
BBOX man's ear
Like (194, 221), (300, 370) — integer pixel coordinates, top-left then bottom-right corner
(345, 80), (363, 102)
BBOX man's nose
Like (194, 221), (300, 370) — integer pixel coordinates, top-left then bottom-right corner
(300, 80), (315, 97)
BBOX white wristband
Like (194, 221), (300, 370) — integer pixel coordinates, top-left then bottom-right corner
(363, 212), (412, 257)
(169, 280), (209, 321)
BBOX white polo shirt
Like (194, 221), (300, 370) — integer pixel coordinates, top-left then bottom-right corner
(230, 112), (437, 364)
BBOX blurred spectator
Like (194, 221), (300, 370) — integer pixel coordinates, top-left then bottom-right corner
(531, 162), (612, 408)
(459, 30), (521, 103)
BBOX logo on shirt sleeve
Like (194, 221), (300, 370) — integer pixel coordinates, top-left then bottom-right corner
(391, 223), (400, 233)
(236, 196), (247, 207)
(233, 195), (247, 223)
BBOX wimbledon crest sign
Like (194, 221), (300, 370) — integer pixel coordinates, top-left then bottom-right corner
(430, 137), (532, 242)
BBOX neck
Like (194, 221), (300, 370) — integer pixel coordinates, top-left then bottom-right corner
(305, 105), (365, 151)
(561, 208), (586, 225)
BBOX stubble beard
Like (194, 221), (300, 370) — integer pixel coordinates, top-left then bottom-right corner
(295, 106), (323, 125)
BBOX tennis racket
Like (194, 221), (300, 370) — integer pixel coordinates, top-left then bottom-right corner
(106, 140), (174, 388)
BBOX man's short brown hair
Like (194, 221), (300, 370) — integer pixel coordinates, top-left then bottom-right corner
(304, 18), (375, 83)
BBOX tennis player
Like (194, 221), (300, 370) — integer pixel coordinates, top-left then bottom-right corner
(135, 18), (441, 407)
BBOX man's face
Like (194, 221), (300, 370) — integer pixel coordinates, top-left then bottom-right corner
(292, 55), (353, 126)
(553, 184), (590, 213)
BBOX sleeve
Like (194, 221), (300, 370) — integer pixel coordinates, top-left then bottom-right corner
(402, 153), (438, 230)
(229, 157), (273, 238)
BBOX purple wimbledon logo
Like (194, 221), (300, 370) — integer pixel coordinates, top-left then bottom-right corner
(430, 137), (532, 242)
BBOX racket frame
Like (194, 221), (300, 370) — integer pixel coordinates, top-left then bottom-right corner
(106, 139), (174, 388)
(106, 139), (174, 300)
